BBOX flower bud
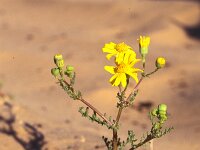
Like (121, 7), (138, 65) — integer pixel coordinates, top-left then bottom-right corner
(158, 104), (167, 121)
(51, 68), (60, 78)
(151, 108), (158, 116)
(64, 65), (75, 78)
(66, 65), (74, 72)
(54, 54), (64, 68)
(138, 36), (150, 62)
(158, 104), (167, 112)
(54, 54), (63, 64)
(57, 59), (65, 68)
(160, 114), (168, 122)
(156, 57), (166, 69)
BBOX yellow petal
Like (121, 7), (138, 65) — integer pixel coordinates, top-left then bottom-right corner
(127, 72), (139, 83)
(114, 75), (121, 86)
(130, 59), (141, 67)
(103, 42), (116, 50)
(120, 73), (127, 87)
(102, 47), (116, 53)
(106, 53), (115, 60)
(123, 52), (130, 64)
(128, 68), (143, 73)
(109, 74), (118, 83)
(104, 66), (115, 74)
(116, 52), (124, 63)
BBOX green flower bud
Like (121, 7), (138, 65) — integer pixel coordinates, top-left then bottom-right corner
(157, 104), (168, 121)
(64, 65), (75, 78)
(66, 65), (74, 72)
(51, 68), (60, 78)
(151, 108), (158, 116)
(158, 104), (167, 112)
(156, 57), (166, 69)
(160, 114), (168, 122)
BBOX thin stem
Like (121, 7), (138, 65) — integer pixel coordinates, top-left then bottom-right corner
(122, 76), (130, 94)
(134, 77), (143, 91)
(78, 98), (113, 127)
(145, 68), (159, 77)
(113, 129), (118, 150)
(113, 107), (123, 150)
(116, 108), (123, 123)
(118, 85), (122, 94)
(61, 79), (113, 127)
(113, 79), (130, 150)
(126, 77), (144, 102)
(129, 134), (154, 150)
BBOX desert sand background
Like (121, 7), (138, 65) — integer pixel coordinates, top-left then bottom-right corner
(0, 0), (200, 150)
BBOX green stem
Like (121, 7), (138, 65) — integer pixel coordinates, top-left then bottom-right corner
(129, 134), (154, 150)
(145, 68), (159, 77)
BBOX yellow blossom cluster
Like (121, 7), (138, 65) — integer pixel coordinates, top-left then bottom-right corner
(102, 41), (143, 87)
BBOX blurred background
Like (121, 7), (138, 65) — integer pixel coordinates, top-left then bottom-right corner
(0, 0), (200, 149)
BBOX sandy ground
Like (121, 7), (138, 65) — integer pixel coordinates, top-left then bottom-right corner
(0, 0), (200, 150)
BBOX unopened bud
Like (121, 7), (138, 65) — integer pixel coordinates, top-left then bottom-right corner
(156, 57), (166, 69)
(151, 108), (158, 116)
(51, 68), (60, 78)
(54, 54), (65, 68)
(158, 104), (167, 112)
(158, 104), (167, 121)
(138, 36), (150, 62)
(64, 65), (75, 78)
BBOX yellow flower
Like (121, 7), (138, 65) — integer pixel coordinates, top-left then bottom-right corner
(104, 53), (142, 87)
(156, 57), (166, 69)
(102, 42), (135, 63)
(138, 36), (150, 57)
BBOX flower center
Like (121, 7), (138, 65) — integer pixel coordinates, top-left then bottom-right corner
(115, 42), (128, 52)
(116, 63), (127, 73)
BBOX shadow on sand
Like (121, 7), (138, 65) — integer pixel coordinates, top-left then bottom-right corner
(170, 18), (200, 40)
(0, 102), (46, 150)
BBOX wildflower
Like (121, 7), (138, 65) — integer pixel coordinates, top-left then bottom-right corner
(138, 36), (150, 62)
(156, 57), (166, 69)
(104, 53), (142, 87)
(102, 42), (135, 63)
(54, 54), (64, 68)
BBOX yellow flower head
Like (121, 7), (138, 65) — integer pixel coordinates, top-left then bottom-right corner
(138, 36), (150, 57)
(104, 53), (142, 87)
(102, 42), (135, 63)
(156, 57), (166, 69)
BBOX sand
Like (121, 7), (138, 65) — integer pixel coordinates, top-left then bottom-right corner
(0, 0), (200, 149)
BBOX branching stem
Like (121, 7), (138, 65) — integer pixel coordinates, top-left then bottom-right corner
(77, 97), (112, 127)
(129, 134), (155, 150)
(61, 79), (113, 127)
